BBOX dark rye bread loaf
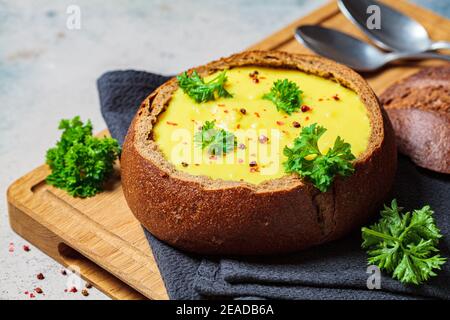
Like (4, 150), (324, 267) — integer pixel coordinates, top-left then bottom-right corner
(121, 51), (397, 255)
(380, 66), (450, 174)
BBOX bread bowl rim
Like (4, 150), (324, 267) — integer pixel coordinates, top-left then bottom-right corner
(129, 50), (384, 193)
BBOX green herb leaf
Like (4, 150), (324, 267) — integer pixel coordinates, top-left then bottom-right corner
(283, 123), (355, 192)
(45, 116), (121, 198)
(194, 120), (236, 156)
(263, 79), (303, 115)
(177, 70), (232, 103)
(362, 199), (446, 285)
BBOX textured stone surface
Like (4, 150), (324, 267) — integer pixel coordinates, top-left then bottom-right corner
(0, 0), (448, 300)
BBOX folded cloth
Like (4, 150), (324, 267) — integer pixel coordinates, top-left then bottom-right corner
(98, 70), (449, 300)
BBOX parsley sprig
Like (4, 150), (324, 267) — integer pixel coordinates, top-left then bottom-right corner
(362, 200), (446, 285)
(283, 123), (355, 192)
(263, 79), (303, 115)
(45, 116), (120, 198)
(177, 70), (232, 103)
(194, 120), (237, 156)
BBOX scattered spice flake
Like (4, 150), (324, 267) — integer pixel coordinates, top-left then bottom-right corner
(223, 109), (229, 113)
(23, 245), (30, 252)
(217, 103), (225, 107)
(36, 273), (45, 280)
(166, 121), (178, 126)
(69, 286), (78, 293)
(35, 287), (43, 294)
(249, 70), (263, 84)
(301, 105), (311, 112)
(258, 135), (269, 144)
(64, 289), (67, 292)
(292, 121), (301, 128)
(29, 293), (35, 298)
(236, 124), (241, 129)
(61, 269), (67, 276)
(240, 108), (247, 115)
(81, 289), (89, 297)
(305, 116), (310, 121)
(24, 291), (29, 295)
(276, 121), (284, 126)
(249, 71), (259, 79)
(259, 76), (267, 80)
(238, 143), (246, 150)
(8, 242), (14, 253)
(181, 162), (188, 167)
(254, 112), (260, 118)
(318, 98), (324, 101)
(249, 161), (258, 167)
(250, 167), (259, 173)
(85, 283), (93, 289)
(332, 94), (340, 101)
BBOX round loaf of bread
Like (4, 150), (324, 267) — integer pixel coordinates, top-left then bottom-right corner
(121, 51), (397, 255)
(380, 66), (450, 174)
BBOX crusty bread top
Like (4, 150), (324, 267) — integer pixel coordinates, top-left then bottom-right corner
(380, 65), (450, 114)
(130, 51), (385, 192)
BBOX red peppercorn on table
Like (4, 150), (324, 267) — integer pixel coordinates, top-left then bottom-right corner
(7, 0), (450, 300)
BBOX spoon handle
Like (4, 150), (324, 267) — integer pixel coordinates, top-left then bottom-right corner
(386, 52), (450, 63)
(430, 41), (450, 51)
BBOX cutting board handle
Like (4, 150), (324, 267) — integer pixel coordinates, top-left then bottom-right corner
(8, 200), (146, 299)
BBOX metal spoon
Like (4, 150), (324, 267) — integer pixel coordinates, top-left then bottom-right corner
(338, 0), (450, 52)
(295, 25), (450, 72)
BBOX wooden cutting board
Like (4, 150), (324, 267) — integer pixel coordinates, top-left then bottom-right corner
(7, 0), (450, 300)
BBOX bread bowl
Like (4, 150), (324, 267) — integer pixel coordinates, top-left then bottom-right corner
(380, 66), (450, 174)
(121, 51), (397, 255)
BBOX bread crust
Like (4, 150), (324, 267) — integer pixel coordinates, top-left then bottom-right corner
(380, 66), (450, 174)
(121, 51), (397, 255)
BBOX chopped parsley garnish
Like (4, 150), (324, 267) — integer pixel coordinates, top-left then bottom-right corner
(194, 120), (237, 156)
(362, 199), (446, 285)
(283, 123), (355, 192)
(263, 79), (303, 115)
(45, 116), (120, 198)
(177, 70), (232, 103)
